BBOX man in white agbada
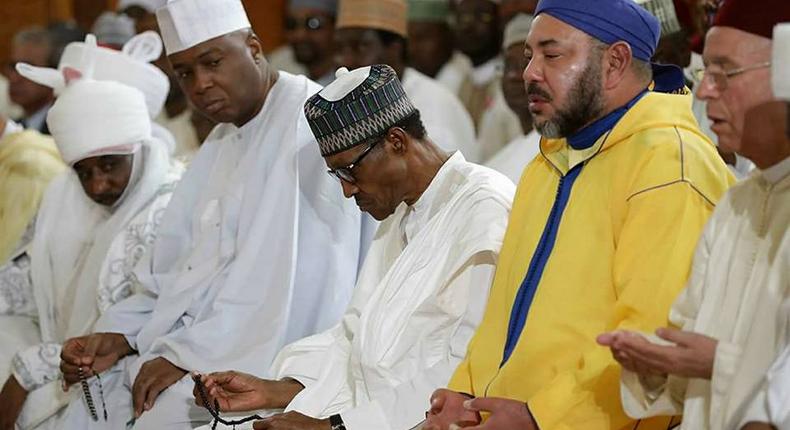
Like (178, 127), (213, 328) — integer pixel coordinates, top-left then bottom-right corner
(0, 37), (180, 429)
(192, 64), (514, 430)
(485, 13), (540, 183)
(56, 1), (363, 429)
(597, 5), (790, 429)
(0, 35), (181, 428)
(334, 0), (478, 162)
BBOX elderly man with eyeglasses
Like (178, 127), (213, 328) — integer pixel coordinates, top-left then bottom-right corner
(598, 2), (790, 429)
(191, 64), (515, 430)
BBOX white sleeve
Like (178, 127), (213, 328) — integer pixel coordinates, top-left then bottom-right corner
(0, 253), (37, 318)
(12, 342), (61, 391)
(340, 257), (496, 430)
(731, 343), (790, 430)
(1, 118), (23, 139)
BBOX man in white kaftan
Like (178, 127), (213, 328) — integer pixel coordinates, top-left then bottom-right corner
(0, 38), (181, 430)
(56, 1), (363, 429)
(193, 64), (514, 430)
(598, 8), (790, 429)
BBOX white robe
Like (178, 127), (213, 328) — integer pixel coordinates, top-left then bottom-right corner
(484, 131), (540, 183)
(0, 139), (179, 430)
(264, 153), (514, 430)
(620, 156), (790, 430)
(434, 51), (473, 97)
(59, 72), (362, 429)
(402, 68), (478, 163)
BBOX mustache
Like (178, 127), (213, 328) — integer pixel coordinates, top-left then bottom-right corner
(526, 83), (553, 101)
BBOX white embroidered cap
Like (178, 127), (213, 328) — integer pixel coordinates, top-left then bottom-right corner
(156, 0), (252, 55)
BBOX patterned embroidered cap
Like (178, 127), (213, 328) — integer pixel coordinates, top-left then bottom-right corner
(635, 0), (681, 36)
(305, 64), (417, 156)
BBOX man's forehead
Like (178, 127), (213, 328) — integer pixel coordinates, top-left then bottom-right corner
(704, 26), (772, 65)
(168, 33), (241, 65)
(525, 14), (585, 49)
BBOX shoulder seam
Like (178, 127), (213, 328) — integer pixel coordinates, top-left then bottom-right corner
(626, 127), (715, 206)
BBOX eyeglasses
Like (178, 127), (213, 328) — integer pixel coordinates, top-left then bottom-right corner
(79, 367), (108, 422)
(692, 62), (771, 91)
(284, 16), (331, 31)
(327, 138), (381, 184)
(193, 374), (263, 430)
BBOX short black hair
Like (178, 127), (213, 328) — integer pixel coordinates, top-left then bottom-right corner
(374, 29), (409, 63)
(393, 110), (426, 140)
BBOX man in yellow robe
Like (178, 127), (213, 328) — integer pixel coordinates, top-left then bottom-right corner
(424, 0), (734, 429)
(0, 117), (64, 263)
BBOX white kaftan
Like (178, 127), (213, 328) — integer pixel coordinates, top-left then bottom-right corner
(266, 153), (514, 430)
(620, 156), (790, 430)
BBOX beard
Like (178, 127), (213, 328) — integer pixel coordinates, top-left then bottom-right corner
(529, 54), (606, 139)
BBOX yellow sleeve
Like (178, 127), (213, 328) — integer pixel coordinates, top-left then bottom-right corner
(527, 182), (714, 430)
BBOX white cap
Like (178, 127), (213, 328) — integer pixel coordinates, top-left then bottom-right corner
(773, 23), (790, 101)
(117, 0), (167, 13)
(156, 0), (251, 55)
(59, 32), (169, 118)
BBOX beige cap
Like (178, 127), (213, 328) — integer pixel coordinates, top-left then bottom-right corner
(337, 0), (408, 38)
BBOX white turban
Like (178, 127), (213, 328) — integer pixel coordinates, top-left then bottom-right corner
(58, 32), (169, 118)
(47, 78), (151, 165)
(157, 0), (251, 55)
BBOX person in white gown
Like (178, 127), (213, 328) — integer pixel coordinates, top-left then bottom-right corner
(192, 63), (515, 430)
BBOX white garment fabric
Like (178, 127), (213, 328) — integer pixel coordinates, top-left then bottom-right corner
(620, 156), (790, 430)
(2, 138), (178, 430)
(155, 108), (201, 162)
(262, 153), (515, 430)
(476, 86), (523, 163)
(64, 72), (362, 429)
(402, 67), (478, 163)
(267, 45), (309, 76)
(484, 130), (540, 183)
(731, 342), (790, 430)
(156, 0), (251, 55)
(1, 118), (23, 139)
(434, 51), (473, 97)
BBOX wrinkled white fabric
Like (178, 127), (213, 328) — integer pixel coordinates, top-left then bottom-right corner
(72, 73), (362, 429)
(485, 131), (540, 183)
(265, 153), (515, 430)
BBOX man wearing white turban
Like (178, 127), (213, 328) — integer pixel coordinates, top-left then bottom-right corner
(0, 35), (180, 430)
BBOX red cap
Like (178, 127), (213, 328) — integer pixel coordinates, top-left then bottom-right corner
(713, 0), (790, 39)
